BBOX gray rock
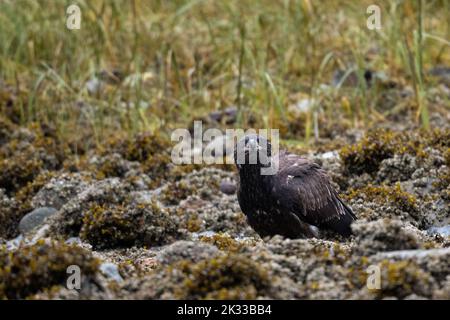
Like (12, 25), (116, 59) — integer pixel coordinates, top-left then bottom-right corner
(209, 110), (222, 122)
(65, 237), (83, 245)
(208, 106), (238, 124)
(352, 219), (421, 255)
(156, 240), (222, 265)
(427, 225), (450, 237)
(220, 179), (236, 195)
(99, 262), (124, 283)
(223, 106), (238, 124)
(19, 207), (57, 234)
(31, 173), (92, 210)
(373, 247), (450, 260)
(6, 235), (23, 251)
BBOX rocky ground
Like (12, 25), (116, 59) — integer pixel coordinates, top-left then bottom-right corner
(1, 0), (450, 301)
(0, 111), (449, 300)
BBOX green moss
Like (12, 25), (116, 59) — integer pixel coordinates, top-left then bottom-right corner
(80, 203), (141, 249)
(172, 254), (271, 299)
(0, 116), (16, 146)
(345, 183), (418, 213)
(0, 124), (66, 193)
(80, 201), (180, 250)
(102, 132), (172, 186)
(0, 240), (99, 299)
(160, 180), (193, 205)
(340, 129), (432, 175)
(0, 191), (18, 239)
(348, 257), (433, 298)
(340, 129), (397, 175)
(375, 259), (433, 299)
(444, 148), (450, 167)
(185, 214), (202, 232)
(95, 158), (127, 179)
(426, 128), (450, 150)
(0, 171), (56, 239)
(0, 154), (44, 194)
(15, 171), (56, 212)
(142, 201), (182, 246)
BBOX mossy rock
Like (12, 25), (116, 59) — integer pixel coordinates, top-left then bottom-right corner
(105, 132), (172, 183)
(340, 129), (397, 175)
(160, 180), (192, 205)
(426, 128), (450, 150)
(340, 129), (432, 176)
(375, 260), (435, 299)
(352, 219), (421, 255)
(0, 124), (66, 193)
(0, 189), (19, 239)
(0, 116), (16, 146)
(80, 201), (181, 250)
(0, 240), (99, 299)
(346, 183), (418, 214)
(0, 154), (44, 194)
(80, 203), (142, 249)
(173, 254), (271, 299)
(0, 171), (60, 238)
(199, 233), (244, 253)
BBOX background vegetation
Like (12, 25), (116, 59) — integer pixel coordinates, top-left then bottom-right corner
(0, 0), (449, 149)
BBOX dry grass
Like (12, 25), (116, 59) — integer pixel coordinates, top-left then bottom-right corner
(0, 0), (448, 150)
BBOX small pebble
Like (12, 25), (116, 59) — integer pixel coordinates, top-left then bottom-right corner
(427, 225), (450, 237)
(220, 180), (237, 195)
(99, 262), (124, 283)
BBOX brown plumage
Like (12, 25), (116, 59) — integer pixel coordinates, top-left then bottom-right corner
(234, 134), (356, 239)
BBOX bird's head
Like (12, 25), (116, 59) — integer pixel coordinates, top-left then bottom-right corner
(234, 134), (272, 169)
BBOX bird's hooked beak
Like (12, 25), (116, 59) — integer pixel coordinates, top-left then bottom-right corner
(244, 138), (261, 152)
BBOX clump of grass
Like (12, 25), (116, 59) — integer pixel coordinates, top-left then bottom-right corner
(0, 0), (447, 148)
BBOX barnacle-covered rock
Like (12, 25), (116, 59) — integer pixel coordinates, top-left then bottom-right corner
(80, 201), (182, 250)
(376, 154), (418, 183)
(344, 183), (421, 226)
(30, 172), (93, 210)
(352, 219), (421, 255)
(0, 189), (18, 239)
(351, 248), (450, 299)
(50, 178), (132, 236)
(0, 240), (100, 299)
(156, 240), (222, 265)
(340, 129), (398, 175)
(0, 125), (66, 193)
(104, 132), (172, 186)
(0, 115), (16, 146)
(120, 253), (288, 299)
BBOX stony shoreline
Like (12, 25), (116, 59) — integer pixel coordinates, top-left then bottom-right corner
(1, 117), (449, 300)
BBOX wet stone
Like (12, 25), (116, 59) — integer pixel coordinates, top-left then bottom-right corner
(220, 179), (237, 195)
(19, 207), (58, 234)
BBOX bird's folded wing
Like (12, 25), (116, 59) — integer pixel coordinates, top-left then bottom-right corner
(272, 156), (347, 225)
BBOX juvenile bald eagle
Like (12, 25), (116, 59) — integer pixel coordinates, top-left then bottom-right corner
(234, 134), (356, 238)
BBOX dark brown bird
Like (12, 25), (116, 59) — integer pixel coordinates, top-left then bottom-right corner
(234, 134), (356, 239)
